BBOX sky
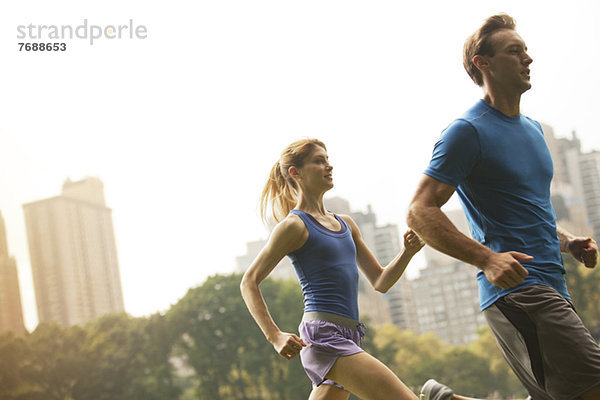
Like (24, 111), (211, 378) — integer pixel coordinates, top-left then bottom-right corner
(1, 0), (599, 331)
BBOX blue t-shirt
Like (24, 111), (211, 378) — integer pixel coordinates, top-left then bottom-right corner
(425, 99), (569, 310)
(287, 209), (359, 320)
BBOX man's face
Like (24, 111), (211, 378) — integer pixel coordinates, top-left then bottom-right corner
(485, 29), (533, 94)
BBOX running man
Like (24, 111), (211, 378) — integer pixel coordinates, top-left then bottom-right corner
(408, 14), (600, 400)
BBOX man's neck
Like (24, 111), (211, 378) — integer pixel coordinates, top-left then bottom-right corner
(482, 92), (521, 117)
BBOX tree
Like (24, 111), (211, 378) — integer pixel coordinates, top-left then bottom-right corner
(140, 313), (183, 400)
(369, 324), (528, 398)
(370, 324), (445, 390)
(411, 347), (493, 397)
(72, 313), (180, 400)
(20, 323), (86, 400)
(0, 332), (27, 399)
(168, 273), (311, 399)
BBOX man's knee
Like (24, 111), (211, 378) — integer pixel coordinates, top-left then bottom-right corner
(578, 383), (600, 400)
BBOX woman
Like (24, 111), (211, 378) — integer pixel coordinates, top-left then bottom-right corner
(240, 138), (424, 399)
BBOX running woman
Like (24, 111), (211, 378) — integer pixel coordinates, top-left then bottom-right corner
(240, 138), (424, 400)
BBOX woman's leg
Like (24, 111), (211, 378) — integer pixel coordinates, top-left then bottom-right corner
(325, 351), (419, 400)
(308, 383), (351, 400)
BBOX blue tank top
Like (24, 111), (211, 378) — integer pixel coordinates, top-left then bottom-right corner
(287, 209), (359, 320)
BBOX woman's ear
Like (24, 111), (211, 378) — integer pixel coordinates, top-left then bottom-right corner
(288, 166), (301, 180)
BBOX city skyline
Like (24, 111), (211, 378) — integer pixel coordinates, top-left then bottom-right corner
(1, 1), (599, 330)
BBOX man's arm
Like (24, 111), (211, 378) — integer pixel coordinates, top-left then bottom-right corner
(557, 225), (598, 268)
(407, 175), (531, 289)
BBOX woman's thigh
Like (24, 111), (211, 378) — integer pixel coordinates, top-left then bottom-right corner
(308, 383), (350, 400)
(326, 352), (418, 400)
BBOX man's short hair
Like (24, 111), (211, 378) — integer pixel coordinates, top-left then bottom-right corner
(463, 14), (516, 86)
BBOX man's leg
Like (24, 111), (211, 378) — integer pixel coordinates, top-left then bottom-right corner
(483, 302), (550, 400)
(484, 285), (600, 400)
(579, 384), (600, 400)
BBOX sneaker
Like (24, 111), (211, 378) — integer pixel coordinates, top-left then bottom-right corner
(419, 379), (453, 400)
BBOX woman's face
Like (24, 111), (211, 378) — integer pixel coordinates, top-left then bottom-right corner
(295, 146), (333, 193)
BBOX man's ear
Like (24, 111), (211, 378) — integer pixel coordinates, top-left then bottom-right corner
(473, 54), (489, 72)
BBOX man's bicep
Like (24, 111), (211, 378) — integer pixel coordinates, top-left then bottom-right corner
(412, 174), (457, 208)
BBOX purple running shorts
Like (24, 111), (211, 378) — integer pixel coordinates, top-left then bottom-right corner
(298, 312), (365, 389)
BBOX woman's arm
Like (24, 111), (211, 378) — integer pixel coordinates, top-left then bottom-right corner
(240, 215), (307, 359)
(341, 215), (424, 293)
(557, 225), (598, 268)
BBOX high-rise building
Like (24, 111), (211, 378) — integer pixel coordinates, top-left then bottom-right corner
(0, 212), (26, 335)
(543, 125), (595, 238)
(576, 151), (600, 240)
(23, 177), (124, 327)
(410, 209), (487, 345)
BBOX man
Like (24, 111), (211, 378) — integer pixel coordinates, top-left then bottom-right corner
(407, 14), (600, 400)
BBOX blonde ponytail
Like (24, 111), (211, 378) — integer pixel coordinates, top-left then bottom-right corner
(259, 138), (326, 224)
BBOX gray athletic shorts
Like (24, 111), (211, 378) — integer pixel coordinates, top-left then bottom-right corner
(484, 284), (600, 400)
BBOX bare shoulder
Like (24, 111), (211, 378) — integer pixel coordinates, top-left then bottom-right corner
(268, 213), (308, 252)
(338, 214), (360, 235)
(275, 213), (306, 235)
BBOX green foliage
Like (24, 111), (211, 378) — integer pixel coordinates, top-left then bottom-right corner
(22, 322), (87, 400)
(412, 347), (491, 395)
(167, 273), (310, 400)
(72, 313), (181, 400)
(370, 324), (444, 385)
(370, 324), (527, 398)
(0, 332), (27, 399)
(0, 315), (180, 400)
(9, 272), (590, 399)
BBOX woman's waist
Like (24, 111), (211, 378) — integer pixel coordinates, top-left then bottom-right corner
(302, 310), (361, 330)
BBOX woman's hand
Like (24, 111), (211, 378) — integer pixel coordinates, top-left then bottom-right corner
(567, 237), (598, 268)
(404, 229), (425, 254)
(271, 332), (307, 360)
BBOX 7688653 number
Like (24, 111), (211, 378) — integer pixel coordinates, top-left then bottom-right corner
(19, 43), (67, 51)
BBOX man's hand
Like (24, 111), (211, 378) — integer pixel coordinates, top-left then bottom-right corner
(567, 237), (598, 268)
(481, 251), (531, 289)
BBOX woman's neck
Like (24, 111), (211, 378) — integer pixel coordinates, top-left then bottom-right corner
(295, 193), (327, 216)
